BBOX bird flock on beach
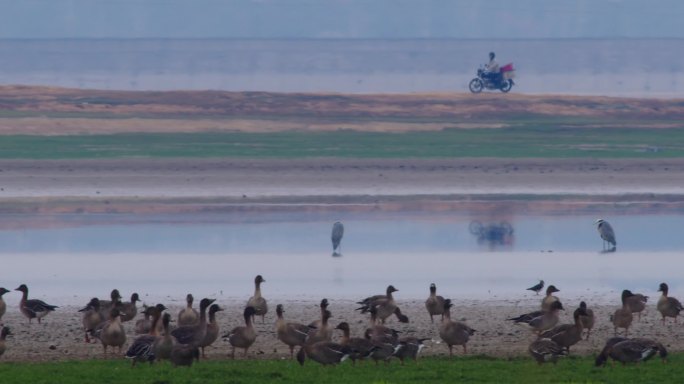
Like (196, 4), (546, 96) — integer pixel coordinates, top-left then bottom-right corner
(0, 218), (674, 368)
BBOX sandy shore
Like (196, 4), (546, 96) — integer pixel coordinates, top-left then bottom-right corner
(0, 294), (680, 363)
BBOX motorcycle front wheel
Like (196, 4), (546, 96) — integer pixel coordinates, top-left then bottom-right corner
(469, 78), (483, 93)
(500, 80), (513, 93)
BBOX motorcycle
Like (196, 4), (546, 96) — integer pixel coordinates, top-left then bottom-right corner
(469, 63), (515, 93)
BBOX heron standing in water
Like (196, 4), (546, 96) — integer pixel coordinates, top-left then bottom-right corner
(331, 221), (344, 256)
(595, 219), (616, 251)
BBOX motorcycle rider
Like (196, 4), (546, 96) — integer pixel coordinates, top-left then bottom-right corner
(484, 52), (502, 84)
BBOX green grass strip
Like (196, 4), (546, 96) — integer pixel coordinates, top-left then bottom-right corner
(1, 128), (684, 159)
(0, 355), (682, 384)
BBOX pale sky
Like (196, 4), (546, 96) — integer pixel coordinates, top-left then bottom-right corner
(0, 0), (682, 39)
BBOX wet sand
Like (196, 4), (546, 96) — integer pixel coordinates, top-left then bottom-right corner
(0, 294), (679, 362)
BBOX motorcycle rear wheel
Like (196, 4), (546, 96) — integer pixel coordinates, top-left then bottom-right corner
(500, 80), (513, 93)
(469, 78), (483, 93)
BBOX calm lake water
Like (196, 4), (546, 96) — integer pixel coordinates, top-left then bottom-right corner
(1, 210), (682, 304)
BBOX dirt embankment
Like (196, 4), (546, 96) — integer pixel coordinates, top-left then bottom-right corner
(0, 86), (683, 135)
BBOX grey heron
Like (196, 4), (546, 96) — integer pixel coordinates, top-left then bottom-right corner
(331, 221), (344, 256)
(595, 219), (616, 250)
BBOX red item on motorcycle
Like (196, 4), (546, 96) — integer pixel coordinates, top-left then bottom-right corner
(501, 63), (514, 72)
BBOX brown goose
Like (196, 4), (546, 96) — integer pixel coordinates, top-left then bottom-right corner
(657, 282), (683, 325)
(98, 289), (122, 320)
(528, 338), (566, 364)
(538, 305), (588, 353)
(335, 322), (374, 364)
(125, 305), (164, 366)
(226, 306), (258, 358)
(296, 340), (353, 366)
(541, 285), (560, 312)
(170, 298), (215, 349)
(98, 308), (126, 356)
(15, 284), (58, 324)
(596, 337), (668, 366)
(365, 326), (400, 364)
(425, 283), (445, 323)
(198, 304), (223, 358)
(135, 305), (152, 335)
(178, 294), (199, 326)
(508, 301), (564, 334)
(439, 299), (476, 356)
(170, 344), (200, 367)
(0, 326), (10, 358)
(308, 299), (330, 328)
(153, 313), (175, 362)
(306, 310), (332, 344)
(611, 290), (634, 336)
(0, 287), (9, 323)
(79, 298), (103, 343)
(625, 293), (648, 321)
(579, 301), (595, 340)
(275, 304), (315, 358)
(246, 275), (268, 322)
(120, 293), (140, 322)
(357, 285), (399, 324)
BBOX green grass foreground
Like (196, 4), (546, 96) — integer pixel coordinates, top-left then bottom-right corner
(1, 355), (683, 384)
(1, 127), (684, 159)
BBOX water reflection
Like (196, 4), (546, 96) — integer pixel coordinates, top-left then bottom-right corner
(469, 220), (515, 249)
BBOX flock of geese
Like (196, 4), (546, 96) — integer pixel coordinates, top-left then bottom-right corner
(0, 218), (676, 368)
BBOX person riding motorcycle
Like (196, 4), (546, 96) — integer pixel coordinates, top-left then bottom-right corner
(484, 52), (502, 84)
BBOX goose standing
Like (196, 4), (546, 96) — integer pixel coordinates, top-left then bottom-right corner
(528, 338), (566, 364)
(170, 298), (216, 349)
(15, 284), (58, 324)
(425, 283), (445, 323)
(296, 340), (352, 366)
(153, 313), (175, 362)
(541, 285), (560, 312)
(99, 308), (126, 356)
(508, 300), (564, 334)
(439, 299), (476, 356)
(625, 293), (648, 321)
(357, 285), (399, 324)
(393, 337), (429, 365)
(198, 304), (223, 358)
(125, 305), (164, 366)
(275, 304), (314, 359)
(0, 326), (9, 358)
(178, 294), (199, 326)
(226, 306), (258, 358)
(611, 290), (634, 336)
(79, 298), (103, 343)
(120, 293), (140, 322)
(0, 287), (9, 323)
(538, 305), (588, 353)
(335, 322), (374, 364)
(657, 282), (683, 325)
(246, 275), (268, 323)
(98, 289), (122, 320)
(579, 301), (595, 340)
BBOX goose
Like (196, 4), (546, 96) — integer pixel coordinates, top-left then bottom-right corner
(98, 289), (122, 320)
(78, 298), (103, 343)
(508, 301), (564, 334)
(0, 287), (9, 323)
(170, 343), (200, 367)
(306, 310), (332, 344)
(538, 305), (588, 353)
(226, 306), (258, 358)
(15, 284), (58, 324)
(527, 280), (544, 295)
(425, 283), (445, 323)
(125, 305), (164, 366)
(178, 294), (199, 326)
(198, 304), (223, 358)
(611, 290), (634, 336)
(625, 293), (648, 321)
(98, 308), (126, 356)
(0, 326), (9, 358)
(357, 285), (399, 324)
(541, 285), (560, 312)
(120, 293), (140, 322)
(439, 299), (476, 356)
(596, 337), (668, 366)
(296, 341), (352, 366)
(579, 301), (595, 340)
(365, 326), (400, 364)
(595, 219), (616, 250)
(308, 299), (329, 328)
(153, 313), (174, 362)
(528, 338), (567, 364)
(171, 298), (215, 349)
(135, 305), (153, 335)
(393, 337), (429, 365)
(393, 307), (410, 323)
(657, 282), (683, 325)
(246, 275), (268, 323)
(335, 322), (374, 364)
(275, 304), (315, 359)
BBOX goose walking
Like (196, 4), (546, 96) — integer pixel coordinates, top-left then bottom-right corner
(15, 284), (58, 324)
